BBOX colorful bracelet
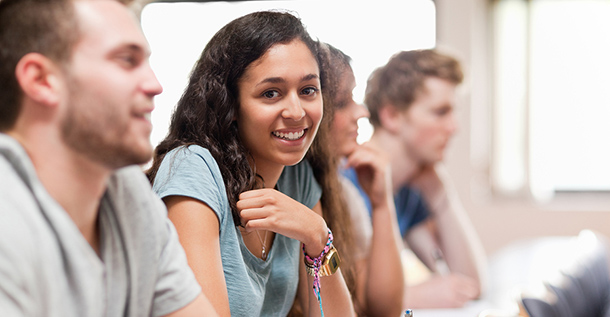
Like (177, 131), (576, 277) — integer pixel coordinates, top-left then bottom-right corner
(303, 228), (333, 265)
(302, 228), (333, 317)
(305, 246), (340, 276)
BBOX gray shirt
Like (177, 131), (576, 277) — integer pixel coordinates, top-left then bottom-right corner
(0, 134), (201, 317)
(153, 145), (322, 316)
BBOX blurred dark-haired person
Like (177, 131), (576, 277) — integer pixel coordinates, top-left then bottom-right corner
(317, 42), (404, 316)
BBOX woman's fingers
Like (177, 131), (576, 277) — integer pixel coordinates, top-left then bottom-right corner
(240, 217), (268, 232)
(238, 188), (271, 200)
(237, 189), (325, 245)
(237, 189), (278, 209)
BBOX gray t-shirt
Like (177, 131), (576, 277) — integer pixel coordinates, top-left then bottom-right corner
(0, 134), (201, 317)
(152, 145), (322, 316)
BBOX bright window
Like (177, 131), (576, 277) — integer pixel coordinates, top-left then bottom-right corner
(141, 0), (436, 150)
(492, 0), (610, 201)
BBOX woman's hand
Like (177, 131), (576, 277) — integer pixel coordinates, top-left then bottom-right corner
(237, 189), (328, 256)
(345, 142), (393, 209)
(346, 143), (405, 317)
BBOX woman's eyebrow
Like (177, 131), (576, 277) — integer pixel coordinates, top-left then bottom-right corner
(255, 73), (319, 88)
(256, 77), (285, 87)
(301, 73), (319, 82)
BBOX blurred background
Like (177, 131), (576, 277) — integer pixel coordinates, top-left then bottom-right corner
(136, 0), (610, 257)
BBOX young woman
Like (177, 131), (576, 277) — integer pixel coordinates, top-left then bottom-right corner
(147, 11), (355, 317)
(318, 43), (405, 316)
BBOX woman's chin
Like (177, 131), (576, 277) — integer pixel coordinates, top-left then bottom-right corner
(279, 153), (308, 167)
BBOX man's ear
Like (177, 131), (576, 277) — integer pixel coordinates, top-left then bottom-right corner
(378, 104), (403, 134)
(15, 53), (63, 108)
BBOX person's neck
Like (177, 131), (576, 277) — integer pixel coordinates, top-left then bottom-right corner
(251, 161), (285, 190)
(369, 129), (422, 193)
(9, 129), (109, 254)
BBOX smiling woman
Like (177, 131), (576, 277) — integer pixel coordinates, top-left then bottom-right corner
(237, 40), (323, 171)
(145, 10), (355, 317)
(141, 0), (436, 151)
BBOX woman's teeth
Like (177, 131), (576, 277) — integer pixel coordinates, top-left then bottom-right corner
(272, 130), (305, 140)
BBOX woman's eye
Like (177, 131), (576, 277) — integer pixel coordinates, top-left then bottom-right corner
(262, 90), (280, 99)
(301, 87), (319, 96)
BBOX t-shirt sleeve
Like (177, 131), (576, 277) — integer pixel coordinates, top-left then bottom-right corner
(112, 166), (203, 317)
(152, 145), (228, 226)
(394, 186), (430, 237)
(152, 210), (202, 317)
(410, 191), (430, 228)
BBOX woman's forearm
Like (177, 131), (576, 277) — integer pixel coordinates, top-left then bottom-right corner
(365, 202), (405, 317)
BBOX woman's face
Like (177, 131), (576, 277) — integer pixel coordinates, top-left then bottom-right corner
(330, 67), (369, 158)
(237, 39), (323, 172)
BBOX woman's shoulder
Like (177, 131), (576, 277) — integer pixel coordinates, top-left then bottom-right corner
(159, 145), (219, 173)
(153, 144), (231, 224)
(166, 144), (213, 162)
(153, 144), (226, 200)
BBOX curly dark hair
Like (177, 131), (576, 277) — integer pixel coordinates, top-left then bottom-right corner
(146, 10), (324, 227)
(287, 41), (358, 317)
(310, 41), (358, 298)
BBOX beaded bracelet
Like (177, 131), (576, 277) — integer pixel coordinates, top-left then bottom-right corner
(302, 228), (333, 317)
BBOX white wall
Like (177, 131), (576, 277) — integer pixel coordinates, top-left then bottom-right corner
(435, 0), (610, 255)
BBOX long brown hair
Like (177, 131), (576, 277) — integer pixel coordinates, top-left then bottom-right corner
(146, 11), (324, 227)
(287, 42), (358, 316)
(307, 41), (357, 301)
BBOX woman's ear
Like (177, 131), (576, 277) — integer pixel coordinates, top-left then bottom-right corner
(378, 103), (403, 135)
(15, 53), (64, 108)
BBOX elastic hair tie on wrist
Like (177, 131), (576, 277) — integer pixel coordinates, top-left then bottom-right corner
(302, 228), (333, 317)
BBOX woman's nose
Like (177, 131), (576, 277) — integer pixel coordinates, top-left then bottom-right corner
(282, 93), (306, 120)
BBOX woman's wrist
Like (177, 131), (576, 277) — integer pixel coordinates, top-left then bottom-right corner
(302, 228), (337, 317)
(370, 193), (394, 211)
(302, 228), (333, 264)
(303, 220), (328, 258)
(301, 215), (328, 257)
